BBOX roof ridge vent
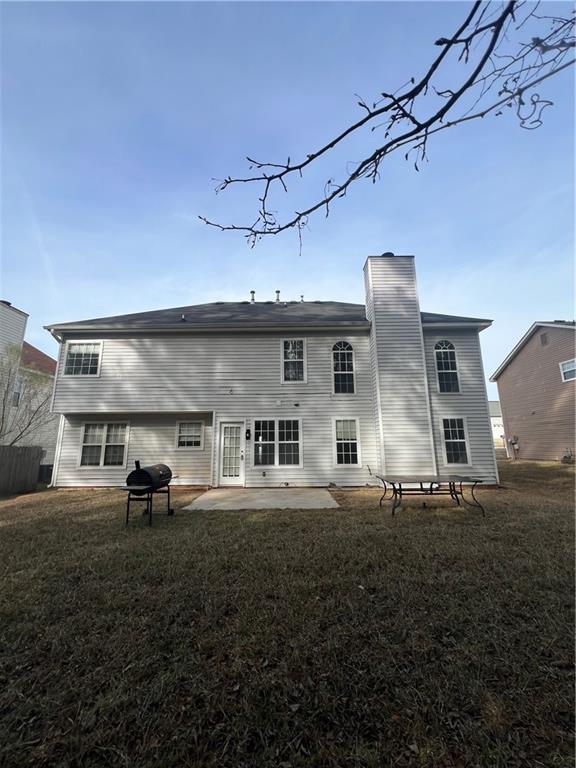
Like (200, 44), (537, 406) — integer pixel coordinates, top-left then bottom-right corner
(250, 290), (255, 304)
(275, 290), (280, 303)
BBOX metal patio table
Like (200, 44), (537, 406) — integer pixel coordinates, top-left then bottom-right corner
(372, 473), (486, 517)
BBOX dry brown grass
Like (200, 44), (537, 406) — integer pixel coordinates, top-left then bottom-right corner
(0, 461), (574, 767)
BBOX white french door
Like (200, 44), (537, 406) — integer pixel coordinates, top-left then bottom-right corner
(218, 423), (245, 486)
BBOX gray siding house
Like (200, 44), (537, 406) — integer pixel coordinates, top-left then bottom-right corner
(46, 255), (498, 487)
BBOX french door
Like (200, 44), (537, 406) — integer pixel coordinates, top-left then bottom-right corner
(218, 423), (245, 486)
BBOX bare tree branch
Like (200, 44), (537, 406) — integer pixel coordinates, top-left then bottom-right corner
(199, 1), (575, 245)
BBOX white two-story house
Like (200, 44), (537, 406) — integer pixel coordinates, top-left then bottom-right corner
(46, 254), (498, 488)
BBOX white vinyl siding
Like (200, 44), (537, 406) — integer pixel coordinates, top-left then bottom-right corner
(424, 329), (498, 482)
(55, 413), (213, 486)
(363, 256), (437, 475)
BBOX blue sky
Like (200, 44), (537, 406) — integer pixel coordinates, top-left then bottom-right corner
(1, 1), (574, 397)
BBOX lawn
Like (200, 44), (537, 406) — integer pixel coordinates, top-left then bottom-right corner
(0, 461), (573, 768)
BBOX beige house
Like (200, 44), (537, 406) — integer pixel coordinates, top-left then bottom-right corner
(490, 321), (575, 461)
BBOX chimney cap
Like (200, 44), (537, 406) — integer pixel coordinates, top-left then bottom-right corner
(381, 251), (395, 257)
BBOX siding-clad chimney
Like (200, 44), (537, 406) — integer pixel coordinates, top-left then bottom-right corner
(363, 254), (437, 475)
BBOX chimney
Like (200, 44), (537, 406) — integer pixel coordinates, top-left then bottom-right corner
(250, 290), (255, 304)
(275, 290), (280, 303)
(363, 253), (437, 475)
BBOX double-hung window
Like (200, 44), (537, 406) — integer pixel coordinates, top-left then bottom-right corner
(80, 423), (128, 467)
(64, 342), (101, 376)
(560, 358), (575, 382)
(333, 342), (355, 393)
(442, 418), (469, 464)
(435, 340), (460, 393)
(254, 419), (301, 466)
(334, 419), (360, 465)
(176, 421), (204, 449)
(282, 340), (305, 382)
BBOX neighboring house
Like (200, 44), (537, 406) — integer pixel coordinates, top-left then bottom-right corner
(490, 321), (576, 461)
(0, 300), (60, 478)
(45, 254), (498, 488)
(488, 400), (505, 448)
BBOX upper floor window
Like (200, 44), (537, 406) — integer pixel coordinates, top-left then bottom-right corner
(282, 340), (305, 382)
(333, 342), (355, 393)
(80, 422), (127, 467)
(64, 342), (101, 376)
(560, 358), (576, 382)
(435, 340), (460, 393)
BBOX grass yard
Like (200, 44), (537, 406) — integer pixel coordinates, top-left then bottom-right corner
(0, 461), (574, 768)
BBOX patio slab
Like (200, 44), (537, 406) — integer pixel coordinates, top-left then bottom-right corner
(184, 488), (339, 511)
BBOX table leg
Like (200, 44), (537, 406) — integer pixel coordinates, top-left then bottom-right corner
(448, 482), (461, 506)
(378, 480), (388, 507)
(459, 480), (485, 517)
(391, 483), (402, 516)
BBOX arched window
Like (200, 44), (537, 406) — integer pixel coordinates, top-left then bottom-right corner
(435, 340), (460, 393)
(333, 342), (354, 393)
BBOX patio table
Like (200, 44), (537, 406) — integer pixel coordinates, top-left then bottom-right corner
(370, 472), (485, 517)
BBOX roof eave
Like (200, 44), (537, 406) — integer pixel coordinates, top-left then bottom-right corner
(422, 321), (492, 331)
(45, 320), (371, 338)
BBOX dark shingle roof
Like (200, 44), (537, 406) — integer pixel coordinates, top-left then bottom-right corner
(45, 302), (491, 333)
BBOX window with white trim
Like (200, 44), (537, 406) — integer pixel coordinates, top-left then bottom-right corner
(177, 421), (204, 448)
(335, 419), (359, 464)
(435, 340), (460, 393)
(80, 423), (127, 466)
(560, 358), (575, 382)
(254, 419), (301, 466)
(282, 340), (305, 382)
(12, 376), (23, 407)
(442, 418), (469, 464)
(333, 341), (355, 394)
(64, 342), (101, 376)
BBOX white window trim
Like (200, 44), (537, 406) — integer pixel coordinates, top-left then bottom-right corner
(559, 358), (576, 383)
(434, 339), (461, 395)
(175, 420), (205, 450)
(63, 340), (103, 378)
(280, 338), (307, 384)
(332, 417), (362, 469)
(331, 341), (356, 396)
(77, 421), (130, 469)
(252, 417), (304, 468)
(439, 416), (473, 468)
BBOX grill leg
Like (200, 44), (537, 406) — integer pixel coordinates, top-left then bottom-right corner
(125, 493), (131, 526)
(167, 485), (174, 516)
(148, 492), (153, 526)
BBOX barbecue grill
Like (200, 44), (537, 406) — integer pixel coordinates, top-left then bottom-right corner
(123, 461), (174, 525)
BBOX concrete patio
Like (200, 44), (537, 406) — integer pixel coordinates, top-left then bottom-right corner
(184, 488), (340, 511)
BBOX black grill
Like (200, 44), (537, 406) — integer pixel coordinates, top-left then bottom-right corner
(126, 462), (172, 494)
(123, 460), (174, 525)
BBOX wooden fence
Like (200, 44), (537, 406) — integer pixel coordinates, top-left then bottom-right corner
(0, 446), (43, 496)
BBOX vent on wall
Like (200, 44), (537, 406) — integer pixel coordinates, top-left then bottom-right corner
(540, 332), (549, 346)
